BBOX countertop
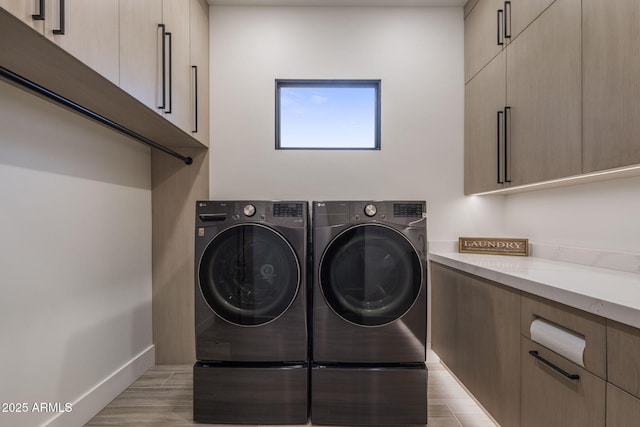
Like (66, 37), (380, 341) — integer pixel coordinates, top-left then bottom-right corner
(429, 251), (640, 330)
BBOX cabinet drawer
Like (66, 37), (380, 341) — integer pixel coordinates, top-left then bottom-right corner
(607, 320), (640, 399)
(521, 293), (606, 378)
(521, 337), (605, 427)
(607, 383), (640, 427)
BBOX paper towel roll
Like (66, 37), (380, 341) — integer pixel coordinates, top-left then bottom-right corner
(530, 318), (586, 367)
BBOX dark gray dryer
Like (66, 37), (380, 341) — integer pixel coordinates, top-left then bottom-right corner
(311, 200), (428, 426)
(193, 200), (308, 425)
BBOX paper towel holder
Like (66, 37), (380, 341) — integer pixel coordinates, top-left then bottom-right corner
(529, 351), (580, 380)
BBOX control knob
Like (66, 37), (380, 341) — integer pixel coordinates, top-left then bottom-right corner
(243, 204), (256, 217)
(364, 204), (377, 217)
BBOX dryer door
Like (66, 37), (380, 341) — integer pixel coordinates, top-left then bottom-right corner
(319, 224), (423, 327)
(199, 224), (300, 326)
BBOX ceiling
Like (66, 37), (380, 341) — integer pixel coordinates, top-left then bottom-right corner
(207, 0), (466, 6)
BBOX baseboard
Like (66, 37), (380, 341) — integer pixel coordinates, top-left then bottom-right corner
(43, 345), (155, 427)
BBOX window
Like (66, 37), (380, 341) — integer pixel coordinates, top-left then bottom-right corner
(275, 80), (381, 150)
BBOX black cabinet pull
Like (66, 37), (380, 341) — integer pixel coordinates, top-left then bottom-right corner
(158, 24), (166, 110)
(529, 351), (580, 380)
(504, 106), (511, 183)
(497, 110), (504, 184)
(165, 31), (172, 114)
(32, 0), (45, 20)
(192, 65), (198, 133)
(497, 9), (504, 46)
(504, 1), (511, 39)
(53, 0), (65, 35)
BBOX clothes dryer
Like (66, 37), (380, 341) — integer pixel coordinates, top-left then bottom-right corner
(311, 200), (427, 425)
(193, 200), (308, 425)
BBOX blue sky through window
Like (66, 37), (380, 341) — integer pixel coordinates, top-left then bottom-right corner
(277, 82), (379, 149)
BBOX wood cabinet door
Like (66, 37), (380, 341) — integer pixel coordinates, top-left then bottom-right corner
(45, 0), (120, 85)
(521, 337), (606, 427)
(431, 262), (465, 372)
(506, 0), (581, 186)
(507, 0), (556, 42)
(607, 384), (640, 427)
(0, 1), (44, 33)
(431, 263), (521, 427)
(607, 321), (640, 399)
(189, 0), (209, 147)
(583, 0), (640, 172)
(119, 0), (162, 112)
(464, 0), (504, 83)
(162, 0), (191, 135)
(464, 51), (506, 194)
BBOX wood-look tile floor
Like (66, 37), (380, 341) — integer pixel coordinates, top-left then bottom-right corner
(86, 358), (497, 427)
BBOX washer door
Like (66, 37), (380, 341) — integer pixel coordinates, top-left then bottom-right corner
(320, 224), (422, 327)
(199, 224), (300, 326)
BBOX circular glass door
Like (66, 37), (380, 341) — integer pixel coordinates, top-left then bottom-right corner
(319, 224), (422, 327)
(199, 224), (300, 326)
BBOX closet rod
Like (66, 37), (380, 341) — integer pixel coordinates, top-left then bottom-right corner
(0, 66), (193, 165)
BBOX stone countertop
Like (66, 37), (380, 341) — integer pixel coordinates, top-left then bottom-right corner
(429, 251), (640, 329)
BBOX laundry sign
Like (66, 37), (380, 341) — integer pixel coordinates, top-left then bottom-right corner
(458, 237), (529, 256)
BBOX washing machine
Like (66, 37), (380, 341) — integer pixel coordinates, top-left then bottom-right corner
(193, 200), (309, 425)
(311, 200), (428, 426)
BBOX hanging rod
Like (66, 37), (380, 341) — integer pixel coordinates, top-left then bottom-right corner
(0, 66), (193, 165)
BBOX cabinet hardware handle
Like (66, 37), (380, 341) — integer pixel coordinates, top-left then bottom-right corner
(497, 110), (504, 184)
(503, 1), (511, 39)
(192, 65), (198, 133)
(504, 106), (511, 183)
(52, 0), (65, 35)
(529, 351), (580, 380)
(32, 0), (45, 20)
(158, 24), (166, 110)
(165, 32), (172, 114)
(497, 9), (504, 46)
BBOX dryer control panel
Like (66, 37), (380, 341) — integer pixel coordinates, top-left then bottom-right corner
(195, 201), (307, 228)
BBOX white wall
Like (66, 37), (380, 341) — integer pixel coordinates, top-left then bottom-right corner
(209, 5), (505, 242)
(503, 175), (640, 254)
(0, 81), (153, 427)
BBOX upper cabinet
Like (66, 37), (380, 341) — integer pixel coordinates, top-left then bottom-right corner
(464, 0), (503, 83)
(508, 0), (556, 42)
(464, 0), (582, 194)
(45, 0), (120, 85)
(2, 1), (209, 147)
(466, 0), (640, 194)
(506, 0), (582, 187)
(161, 0), (191, 135)
(582, 0), (640, 172)
(119, 0), (163, 113)
(0, 0), (44, 32)
(190, 0), (209, 147)
(464, 51), (506, 194)
(464, 0), (556, 83)
(119, 0), (209, 146)
(0, 1), (120, 85)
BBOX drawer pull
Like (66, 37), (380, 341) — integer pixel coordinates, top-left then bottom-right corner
(32, 0), (45, 20)
(497, 9), (504, 46)
(529, 351), (580, 380)
(53, 0), (65, 35)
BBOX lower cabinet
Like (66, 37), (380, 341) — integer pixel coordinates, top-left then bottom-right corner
(431, 262), (521, 427)
(431, 261), (640, 427)
(520, 336), (606, 427)
(607, 383), (640, 427)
